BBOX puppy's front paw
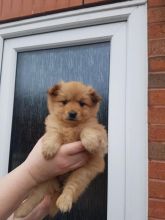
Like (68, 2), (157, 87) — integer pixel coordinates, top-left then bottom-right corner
(56, 194), (73, 213)
(42, 145), (57, 160)
(81, 130), (103, 153)
(81, 136), (99, 153)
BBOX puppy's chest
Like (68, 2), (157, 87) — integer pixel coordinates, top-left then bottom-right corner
(61, 127), (82, 144)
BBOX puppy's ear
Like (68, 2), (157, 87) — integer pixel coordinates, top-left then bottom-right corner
(48, 83), (61, 96)
(88, 88), (102, 104)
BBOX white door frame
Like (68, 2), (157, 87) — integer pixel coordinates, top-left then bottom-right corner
(0, 1), (148, 220)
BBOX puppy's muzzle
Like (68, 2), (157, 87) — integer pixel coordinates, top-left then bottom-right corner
(68, 111), (77, 120)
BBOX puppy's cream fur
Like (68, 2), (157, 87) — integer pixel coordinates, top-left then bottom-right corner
(15, 81), (107, 218)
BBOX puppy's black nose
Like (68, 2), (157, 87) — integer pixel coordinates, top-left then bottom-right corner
(68, 111), (77, 120)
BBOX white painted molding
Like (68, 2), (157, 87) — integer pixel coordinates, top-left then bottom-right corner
(125, 4), (148, 220)
(0, 1), (148, 220)
(108, 23), (127, 220)
(0, 0), (146, 38)
(0, 37), (3, 76)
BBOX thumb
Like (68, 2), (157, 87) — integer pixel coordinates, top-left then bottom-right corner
(16, 195), (51, 220)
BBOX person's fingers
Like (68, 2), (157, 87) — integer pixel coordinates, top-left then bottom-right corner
(17, 195), (51, 220)
(55, 152), (89, 175)
(61, 141), (85, 155)
(67, 152), (89, 170)
(68, 157), (89, 171)
(36, 195), (51, 213)
(33, 197), (50, 220)
(7, 213), (14, 220)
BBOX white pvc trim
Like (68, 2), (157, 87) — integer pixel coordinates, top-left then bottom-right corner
(108, 23), (127, 220)
(0, 0), (146, 30)
(0, 2), (148, 220)
(0, 1), (146, 39)
(125, 5), (148, 220)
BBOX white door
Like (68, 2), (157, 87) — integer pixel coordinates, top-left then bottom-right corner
(0, 2), (148, 220)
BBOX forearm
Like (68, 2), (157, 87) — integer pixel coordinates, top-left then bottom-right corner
(0, 140), (88, 220)
(0, 163), (36, 220)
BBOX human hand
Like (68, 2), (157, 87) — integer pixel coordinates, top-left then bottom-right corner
(22, 138), (89, 185)
(8, 195), (51, 220)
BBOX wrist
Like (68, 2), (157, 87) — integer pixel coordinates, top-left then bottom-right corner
(19, 162), (38, 189)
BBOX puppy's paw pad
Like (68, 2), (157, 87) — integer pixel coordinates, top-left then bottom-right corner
(56, 194), (72, 213)
(42, 147), (56, 160)
(42, 151), (56, 160)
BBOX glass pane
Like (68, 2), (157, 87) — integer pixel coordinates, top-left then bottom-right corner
(9, 42), (110, 220)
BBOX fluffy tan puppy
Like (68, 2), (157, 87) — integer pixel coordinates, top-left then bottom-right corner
(15, 81), (107, 218)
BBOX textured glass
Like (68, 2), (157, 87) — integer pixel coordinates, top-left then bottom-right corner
(9, 42), (110, 220)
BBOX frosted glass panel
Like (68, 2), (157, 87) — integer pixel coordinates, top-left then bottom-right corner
(9, 42), (110, 220)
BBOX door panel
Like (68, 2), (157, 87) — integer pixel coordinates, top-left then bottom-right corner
(9, 42), (110, 220)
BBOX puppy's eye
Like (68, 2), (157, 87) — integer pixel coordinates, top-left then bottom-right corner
(61, 100), (68, 105)
(79, 101), (86, 107)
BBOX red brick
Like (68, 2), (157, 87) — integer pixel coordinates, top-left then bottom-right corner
(149, 160), (165, 180)
(10, 0), (22, 17)
(69, 0), (83, 7)
(53, 0), (69, 10)
(1, 0), (12, 19)
(0, 0), (83, 21)
(149, 218), (165, 220)
(33, 0), (45, 14)
(44, 0), (82, 11)
(149, 125), (165, 142)
(23, 0), (82, 17)
(148, 0), (165, 7)
(148, 7), (165, 23)
(149, 39), (165, 57)
(149, 57), (165, 72)
(22, 0), (33, 15)
(149, 143), (165, 160)
(149, 73), (165, 88)
(84, 0), (106, 3)
(148, 23), (165, 39)
(48, 0), (68, 10)
(149, 89), (165, 106)
(0, 1), (2, 17)
(149, 199), (165, 218)
(43, 0), (56, 11)
(149, 107), (165, 124)
(149, 179), (165, 199)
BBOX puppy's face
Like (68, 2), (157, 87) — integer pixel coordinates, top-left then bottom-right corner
(47, 81), (101, 125)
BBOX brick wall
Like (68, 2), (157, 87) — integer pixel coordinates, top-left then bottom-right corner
(0, 0), (127, 22)
(148, 0), (165, 219)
